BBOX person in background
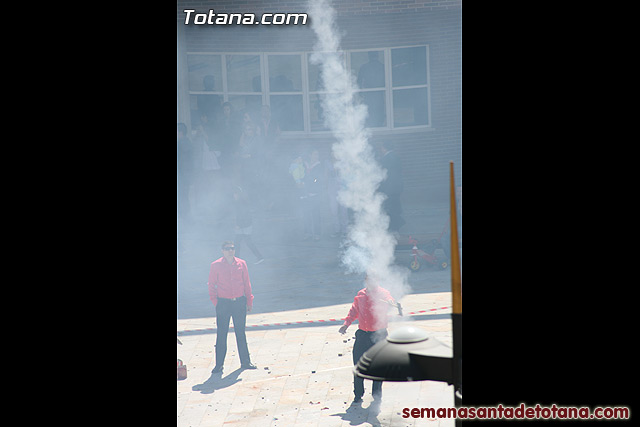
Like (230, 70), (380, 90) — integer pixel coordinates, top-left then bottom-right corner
(215, 101), (242, 171)
(234, 122), (264, 206)
(233, 186), (264, 265)
(208, 241), (258, 374)
(193, 112), (221, 216)
(339, 273), (396, 411)
(258, 105), (280, 147)
(178, 122), (196, 224)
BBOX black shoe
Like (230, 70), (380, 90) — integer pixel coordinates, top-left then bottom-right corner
(241, 362), (257, 370)
(211, 365), (223, 374)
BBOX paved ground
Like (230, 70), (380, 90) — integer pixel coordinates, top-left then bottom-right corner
(178, 199), (461, 426)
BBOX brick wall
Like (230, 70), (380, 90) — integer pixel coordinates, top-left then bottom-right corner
(177, 0), (461, 203)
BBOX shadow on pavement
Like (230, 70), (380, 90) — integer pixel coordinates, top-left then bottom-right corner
(191, 367), (244, 394)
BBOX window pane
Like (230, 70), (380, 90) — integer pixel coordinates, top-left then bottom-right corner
(187, 55), (222, 92)
(191, 94), (223, 127)
(352, 50), (385, 89)
(391, 47), (427, 87)
(270, 95), (303, 131)
(308, 52), (345, 92)
(393, 88), (429, 127)
(356, 90), (386, 127)
(309, 93), (329, 131)
(268, 55), (302, 92)
(227, 55), (261, 92)
(228, 95), (263, 119)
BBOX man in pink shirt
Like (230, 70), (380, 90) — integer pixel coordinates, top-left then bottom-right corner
(208, 241), (257, 373)
(339, 273), (396, 409)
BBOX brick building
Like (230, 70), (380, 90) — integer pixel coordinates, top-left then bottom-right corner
(177, 0), (461, 203)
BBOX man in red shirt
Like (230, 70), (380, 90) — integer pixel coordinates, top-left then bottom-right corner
(208, 241), (257, 373)
(339, 273), (396, 409)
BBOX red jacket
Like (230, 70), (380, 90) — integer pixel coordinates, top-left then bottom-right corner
(343, 286), (395, 331)
(207, 257), (254, 308)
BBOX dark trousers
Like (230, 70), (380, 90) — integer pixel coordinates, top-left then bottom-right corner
(352, 328), (388, 400)
(215, 296), (251, 367)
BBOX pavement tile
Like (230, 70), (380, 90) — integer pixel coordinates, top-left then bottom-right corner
(179, 202), (460, 426)
(179, 312), (457, 426)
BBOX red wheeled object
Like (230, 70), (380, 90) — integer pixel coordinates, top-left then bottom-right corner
(407, 235), (448, 271)
(396, 219), (451, 272)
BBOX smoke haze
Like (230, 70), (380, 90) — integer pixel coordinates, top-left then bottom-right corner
(308, 0), (410, 303)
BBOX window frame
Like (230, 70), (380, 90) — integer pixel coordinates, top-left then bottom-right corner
(265, 52), (306, 133)
(186, 44), (431, 135)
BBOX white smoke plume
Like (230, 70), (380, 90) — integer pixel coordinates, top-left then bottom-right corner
(308, 0), (410, 302)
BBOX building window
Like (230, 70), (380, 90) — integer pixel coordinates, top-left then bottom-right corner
(308, 52), (346, 132)
(267, 54), (304, 131)
(186, 45), (430, 133)
(226, 54), (263, 118)
(391, 46), (430, 127)
(352, 49), (387, 128)
(187, 54), (223, 126)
